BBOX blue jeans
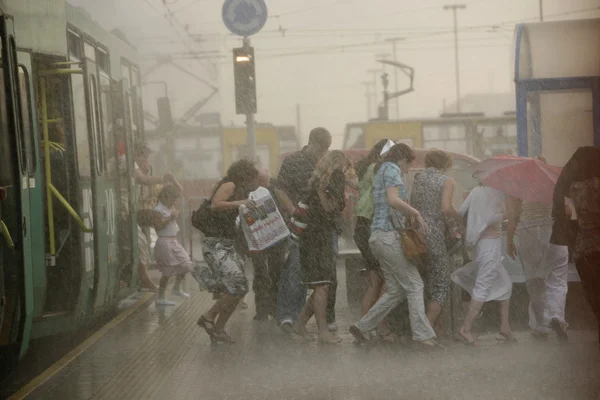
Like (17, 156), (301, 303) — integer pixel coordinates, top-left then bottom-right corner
(276, 239), (307, 325)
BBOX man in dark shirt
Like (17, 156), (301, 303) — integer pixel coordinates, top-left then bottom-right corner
(275, 127), (331, 334)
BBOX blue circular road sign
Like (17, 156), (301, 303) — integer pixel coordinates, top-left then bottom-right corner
(222, 0), (268, 37)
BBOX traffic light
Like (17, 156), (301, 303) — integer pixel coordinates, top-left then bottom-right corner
(233, 46), (256, 115)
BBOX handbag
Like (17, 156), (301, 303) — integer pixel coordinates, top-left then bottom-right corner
(389, 213), (428, 272)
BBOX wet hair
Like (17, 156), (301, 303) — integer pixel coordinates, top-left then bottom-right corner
(226, 159), (259, 187)
(425, 149), (453, 171)
(308, 127), (332, 149)
(310, 150), (355, 190)
(157, 184), (181, 204)
(376, 143), (414, 172)
(355, 139), (388, 180)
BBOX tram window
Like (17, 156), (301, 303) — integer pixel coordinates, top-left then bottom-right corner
(18, 66), (35, 175)
(100, 74), (116, 177)
(97, 48), (110, 73)
(0, 67), (13, 186)
(67, 30), (82, 60)
(84, 42), (96, 62)
(89, 75), (105, 174)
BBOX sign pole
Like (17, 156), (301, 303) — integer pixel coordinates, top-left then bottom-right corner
(243, 36), (256, 162)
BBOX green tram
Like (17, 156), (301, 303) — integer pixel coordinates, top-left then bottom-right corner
(0, 0), (147, 376)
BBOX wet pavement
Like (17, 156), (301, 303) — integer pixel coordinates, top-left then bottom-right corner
(12, 263), (600, 400)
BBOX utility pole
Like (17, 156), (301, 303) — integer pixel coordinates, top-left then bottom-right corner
(385, 37), (404, 119)
(444, 4), (466, 114)
(539, 0), (544, 21)
(242, 37), (256, 162)
(362, 81), (374, 120)
(367, 68), (382, 113)
(296, 103), (302, 141)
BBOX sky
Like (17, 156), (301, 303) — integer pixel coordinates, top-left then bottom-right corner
(68, 0), (599, 147)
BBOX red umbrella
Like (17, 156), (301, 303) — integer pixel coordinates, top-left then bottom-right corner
(474, 155), (562, 205)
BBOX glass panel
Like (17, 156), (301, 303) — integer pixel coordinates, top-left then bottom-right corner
(99, 74), (113, 177)
(89, 74), (104, 174)
(0, 66), (14, 186)
(84, 42), (96, 62)
(70, 63), (90, 177)
(538, 90), (594, 166)
(18, 66), (35, 175)
(344, 125), (364, 149)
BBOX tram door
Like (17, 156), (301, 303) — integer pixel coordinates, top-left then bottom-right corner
(82, 52), (109, 310)
(0, 16), (31, 359)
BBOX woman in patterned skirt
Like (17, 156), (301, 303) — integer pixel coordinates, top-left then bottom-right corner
(197, 160), (259, 344)
(410, 150), (458, 328)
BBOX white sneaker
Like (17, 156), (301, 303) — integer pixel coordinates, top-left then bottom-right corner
(155, 298), (176, 306)
(172, 290), (190, 299)
(328, 322), (338, 332)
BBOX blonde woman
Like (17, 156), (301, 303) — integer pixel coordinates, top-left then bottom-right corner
(293, 150), (356, 344)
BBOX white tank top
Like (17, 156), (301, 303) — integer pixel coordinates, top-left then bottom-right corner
(154, 202), (179, 237)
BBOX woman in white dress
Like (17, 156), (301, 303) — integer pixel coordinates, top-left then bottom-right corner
(452, 177), (514, 345)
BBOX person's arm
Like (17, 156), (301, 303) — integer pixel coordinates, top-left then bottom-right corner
(275, 188), (295, 216)
(458, 189), (473, 217)
(275, 160), (296, 215)
(211, 182), (253, 211)
(382, 166), (427, 231)
(441, 177), (458, 217)
(153, 209), (179, 231)
(505, 195), (522, 260)
(134, 168), (163, 186)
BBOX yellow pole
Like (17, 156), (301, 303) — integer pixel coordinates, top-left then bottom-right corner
(40, 76), (55, 255)
(49, 184), (92, 232)
(0, 220), (15, 249)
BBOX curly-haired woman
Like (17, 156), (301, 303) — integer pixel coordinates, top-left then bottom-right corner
(293, 150), (356, 344)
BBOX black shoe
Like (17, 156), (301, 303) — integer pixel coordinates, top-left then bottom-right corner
(550, 318), (569, 344)
(280, 321), (294, 335)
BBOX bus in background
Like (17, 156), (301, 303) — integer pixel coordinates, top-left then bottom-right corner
(146, 123), (300, 182)
(343, 112), (517, 160)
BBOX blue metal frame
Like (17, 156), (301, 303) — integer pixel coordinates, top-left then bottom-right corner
(514, 21), (600, 157)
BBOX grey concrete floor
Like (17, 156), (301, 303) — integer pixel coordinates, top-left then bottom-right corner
(17, 263), (600, 400)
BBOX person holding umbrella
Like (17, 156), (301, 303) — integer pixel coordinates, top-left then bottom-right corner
(506, 156), (569, 343)
(551, 147), (600, 346)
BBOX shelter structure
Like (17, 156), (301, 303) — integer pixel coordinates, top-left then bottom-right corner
(514, 18), (600, 165)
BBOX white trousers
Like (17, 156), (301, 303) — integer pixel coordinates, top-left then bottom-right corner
(518, 226), (569, 332)
(452, 237), (512, 302)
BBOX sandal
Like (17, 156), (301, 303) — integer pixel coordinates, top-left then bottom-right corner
(497, 331), (517, 344)
(318, 334), (343, 344)
(455, 331), (476, 346)
(211, 330), (235, 344)
(349, 325), (369, 345)
(197, 316), (216, 336)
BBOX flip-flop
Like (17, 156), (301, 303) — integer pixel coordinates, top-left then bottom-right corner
(454, 332), (476, 346)
(197, 316), (216, 336)
(496, 332), (518, 344)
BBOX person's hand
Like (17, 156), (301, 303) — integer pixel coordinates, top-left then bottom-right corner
(163, 171), (176, 183)
(414, 212), (428, 234)
(241, 199), (257, 210)
(507, 241), (517, 260)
